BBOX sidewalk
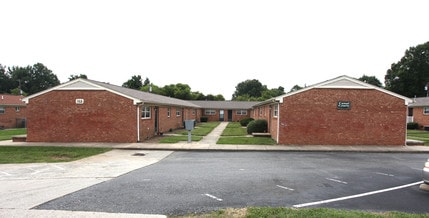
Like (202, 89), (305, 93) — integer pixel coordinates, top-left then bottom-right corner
(1, 122), (429, 153)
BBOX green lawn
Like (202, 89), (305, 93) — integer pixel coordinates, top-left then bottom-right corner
(177, 207), (428, 218)
(407, 130), (429, 145)
(221, 122), (247, 136)
(0, 146), (112, 164)
(159, 122), (219, 143)
(0, 128), (27, 141)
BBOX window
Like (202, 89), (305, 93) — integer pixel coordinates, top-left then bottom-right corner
(16, 107), (20, 112)
(0, 106), (4, 114)
(192, 109), (196, 115)
(142, 106), (151, 119)
(167, 107), (171, 117)
(176, 108), (181, 116)
(236, 109), (247, 115)
(205, 109), (216, 115)
(259, 107), (263, 116)
(273, 104), (278, 117)
(424, 107), (429, 115)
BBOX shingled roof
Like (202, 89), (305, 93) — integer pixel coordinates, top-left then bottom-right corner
(0, 94), (25, 106)
(409, 97), (429, 107)
(189, 100), (260, 109)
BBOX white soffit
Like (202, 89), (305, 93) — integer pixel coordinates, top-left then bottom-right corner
(316, 77), (370, 89)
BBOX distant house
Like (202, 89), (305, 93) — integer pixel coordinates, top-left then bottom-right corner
(189, 101), (257, 122)
(0, 94), (27, 129)
(23, 79), (200, 143)
(408, 97), (429, 129)
(254, 76), (412, 146)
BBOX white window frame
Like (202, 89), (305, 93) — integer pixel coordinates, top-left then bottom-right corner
(424, 107), (429, 115)
(0, 106), (4, 114)
(205, 109), (216, 115)
(236, 109), (247, 115)
(15, 106), (20, 112)
(167, 107), (171, 117)
(142, 106), (151, 119)
(176, 107), (181, 117)
(273, 104), (278, 117)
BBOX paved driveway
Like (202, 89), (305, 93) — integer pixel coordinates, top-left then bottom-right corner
(0, 149), (172, 217)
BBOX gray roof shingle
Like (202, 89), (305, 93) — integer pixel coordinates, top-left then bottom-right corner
(409, 97), (429, 107)
(189, 100), (260, 109)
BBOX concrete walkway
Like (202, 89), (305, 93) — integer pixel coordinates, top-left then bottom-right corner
(0, 122), (429, 217)
(2, 122), (429, 153)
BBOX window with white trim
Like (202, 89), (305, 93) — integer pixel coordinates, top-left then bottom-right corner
(142, 106), (151, 119)
(0, 106), (4, 114)
(192, 109), (196, 115)
(167, 107), (171, 117)
(236, 109), (247, 115)
(424, 107), (429, 115)
(15, 107), (20, 112)
(205, 109), (216, 115)
(273, 104), (278, 117)
(176, 108), (181, 116)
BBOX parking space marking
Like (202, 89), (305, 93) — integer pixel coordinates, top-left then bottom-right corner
(0, 171), (12, 176)
(276, 185), (294, 191)
(293, 181), (423, 208)
(375, 172), (394, 177)
(204, 193), (223, 201)
(326, 178), (347, 184)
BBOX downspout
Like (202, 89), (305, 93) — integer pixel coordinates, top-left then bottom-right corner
(276, 102), (280, 143)
(136, 103), (142, 142)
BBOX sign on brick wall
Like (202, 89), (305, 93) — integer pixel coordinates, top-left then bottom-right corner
(337, 101), (351, 110)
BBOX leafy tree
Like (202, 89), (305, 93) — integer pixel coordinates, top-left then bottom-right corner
(289, 84), (303, 93)
(358, 75), (382, 87)
(232, 79), (284, 101)
(8, 63), (60, 95)
(0, 64), (13, 93)
(161, 83), (192, 100)
(232, 79), (265, 100)
(68, 74), (88, 81)
(122, 75), (143, 90)
(385, 41), (429, 97)
(143, 77), (150, 86)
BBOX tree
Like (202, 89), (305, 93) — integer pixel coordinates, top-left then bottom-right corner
(0, 64), (13, 93)
(289, 84), (303, 93)
(358, 75), (382, 87)
(68, 74), (88, 81)
(385, 41), (429, 97)
(232, 79), (265, 100)
(122, 75), (143, 90)
(8, 63), (60, 95)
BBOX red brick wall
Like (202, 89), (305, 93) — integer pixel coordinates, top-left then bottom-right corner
(0, 106), (26, 128)
(27, 90), (138, 142)
(411, 107), (429, 128)
(277, 89), (407, 146)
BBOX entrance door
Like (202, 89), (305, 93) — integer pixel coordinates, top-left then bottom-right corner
(154, 106), (159, 135)
(227, 110), (233, 121)
(219, 110), (224, 121)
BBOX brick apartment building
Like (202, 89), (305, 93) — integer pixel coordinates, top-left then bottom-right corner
(253, 76), (411, 146)
(0, 94), (26, 129)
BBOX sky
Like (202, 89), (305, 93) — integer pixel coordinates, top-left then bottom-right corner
(1, 0), (429, 100)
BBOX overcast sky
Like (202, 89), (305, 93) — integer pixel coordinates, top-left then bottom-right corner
(2, 0), (429, 100)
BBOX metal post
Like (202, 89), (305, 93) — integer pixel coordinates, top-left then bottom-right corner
(188, 130), (191, 143)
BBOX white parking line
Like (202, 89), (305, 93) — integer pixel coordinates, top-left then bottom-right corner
(0, 171), (12, 176)
(293, 181), (423, 208)
(204, 193), (223, 201)
(326, 178), (348, 184)
(276, 185), (294, 191)
(375, 172), (394, 177)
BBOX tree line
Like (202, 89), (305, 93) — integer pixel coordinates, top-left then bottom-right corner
(1, 41), (428, 100)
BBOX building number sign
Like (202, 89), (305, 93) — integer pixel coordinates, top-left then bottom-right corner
(75, 98), (84, 104)
(337, 101), (351, 110)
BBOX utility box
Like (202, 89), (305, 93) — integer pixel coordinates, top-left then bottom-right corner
(184, 120), (195, 131)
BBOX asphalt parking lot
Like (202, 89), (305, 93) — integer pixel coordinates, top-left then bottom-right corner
(34, 151), (429, 216)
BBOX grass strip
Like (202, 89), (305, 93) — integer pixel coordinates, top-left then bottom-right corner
(159, 136), (203, 143)
(0, 146), (111, 164)
(0, 128), (27, 141)
(217, 137), (276, 145)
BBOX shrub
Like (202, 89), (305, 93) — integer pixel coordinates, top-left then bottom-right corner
(247, 119), (268, 134)
(240, 117), (254, 127)
(407, 122), (419, 130)
(200, 116), (208, 122)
